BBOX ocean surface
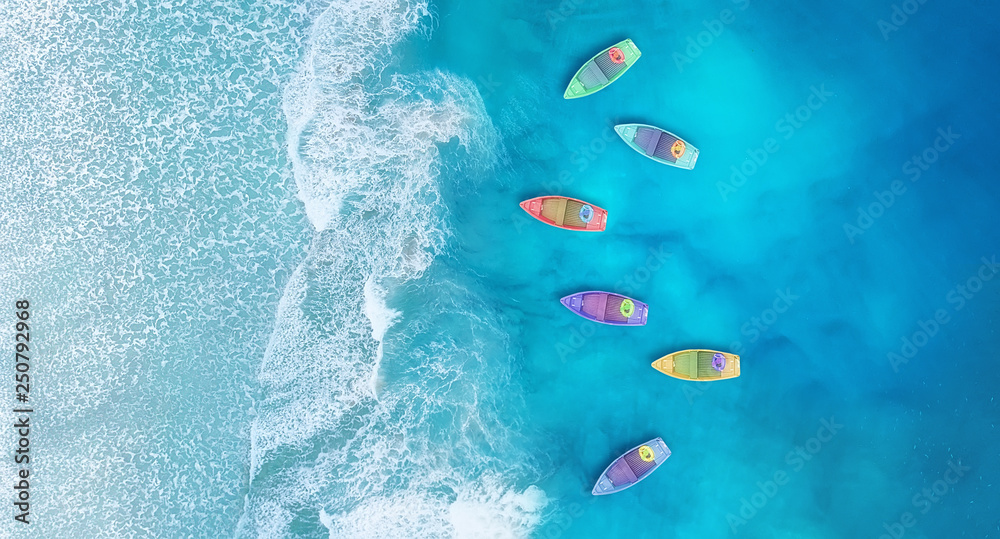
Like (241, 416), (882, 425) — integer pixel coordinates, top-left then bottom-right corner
(1, 0), (998, 537)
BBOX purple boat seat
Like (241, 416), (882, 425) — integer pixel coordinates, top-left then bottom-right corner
(652, 131), (681, 163)
(606, 459), (638, 487)
(634, 127), (662, 156)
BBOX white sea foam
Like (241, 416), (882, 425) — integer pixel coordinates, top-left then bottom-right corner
(246, 261), (549, 537)
(447, 483), (548, 539)
(250, 0), (500, 465)
(243, 5), (543, 534)
(282, 0), (433, 232)
(363, 275), (400, 397)
(314, 477), (546, 539)
(0, 0), (323, 535)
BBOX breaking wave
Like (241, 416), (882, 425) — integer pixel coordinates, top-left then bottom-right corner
(240, 1), (544, 537)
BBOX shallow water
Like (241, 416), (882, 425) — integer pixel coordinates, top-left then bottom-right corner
(1, 0), (997, 537)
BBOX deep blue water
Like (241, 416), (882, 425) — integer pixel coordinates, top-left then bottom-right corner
(2, 0), (997, 537)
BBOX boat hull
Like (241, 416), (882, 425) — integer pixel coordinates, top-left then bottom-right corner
(592, 437), (670, 495)
(560, 291), (648, 326)
(651, 349), (741, 381)
(564, 39), (641, 99)
(519, 196), (607, 232)
(614, 123), (699, 170)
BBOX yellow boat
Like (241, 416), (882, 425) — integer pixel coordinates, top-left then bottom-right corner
(651, 349), (740, 381)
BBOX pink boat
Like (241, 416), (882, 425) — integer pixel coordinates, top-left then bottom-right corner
(519, 196), (607, 232)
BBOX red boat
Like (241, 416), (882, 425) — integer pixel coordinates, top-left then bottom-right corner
(518, 196), (607, 232)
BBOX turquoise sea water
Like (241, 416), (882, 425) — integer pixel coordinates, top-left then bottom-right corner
(1, 0), (998, 537)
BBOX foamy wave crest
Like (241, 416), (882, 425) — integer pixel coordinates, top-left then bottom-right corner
(317, 476), (547, 539)
(447, 482), (548, 539)
(364, 275), (400, 397)
(286, 67), (497, 251)
(242, 0), (542, 537)
(245, 267), (548, 537)
(283, 0), (495, 235)
(252, 0), (497, 461)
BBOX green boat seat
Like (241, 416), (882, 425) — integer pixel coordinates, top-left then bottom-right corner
(673, 351), (697, 379)
(696, 351), (724, 378)
(578, 62), (609, 90)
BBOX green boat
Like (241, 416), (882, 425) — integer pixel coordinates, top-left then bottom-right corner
(563, 39), (641, 99)
(614, 123), (699, 170)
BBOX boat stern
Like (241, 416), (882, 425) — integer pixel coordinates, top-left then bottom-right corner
(621, 39), (641, 65)
(654, 438), (672, 463)
(625, 300), (648, 325)
(587, 207), (608, 231)
(675, 145), (699, 170)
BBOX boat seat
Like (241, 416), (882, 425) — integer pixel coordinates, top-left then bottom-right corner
(541, 198), (567, 225)
(603, 295), (628, 322)
(607, 459), (637, 487)
(625, 447), (658, 478)
(581, 293), (604, 319)
(673, 352), (697, 379)
(562, 199), (586, 228)
(697, 351), (724, 378)
(652, 131), (681, 162)
(594, 49), (628, 79)
(593, 293), (609, 322)
(635, 127), (661, 156)
(578, 61), (610, 90)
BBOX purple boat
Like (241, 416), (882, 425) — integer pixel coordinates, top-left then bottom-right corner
(592, 437), (671, 496)
(560, 291), (648, 326)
